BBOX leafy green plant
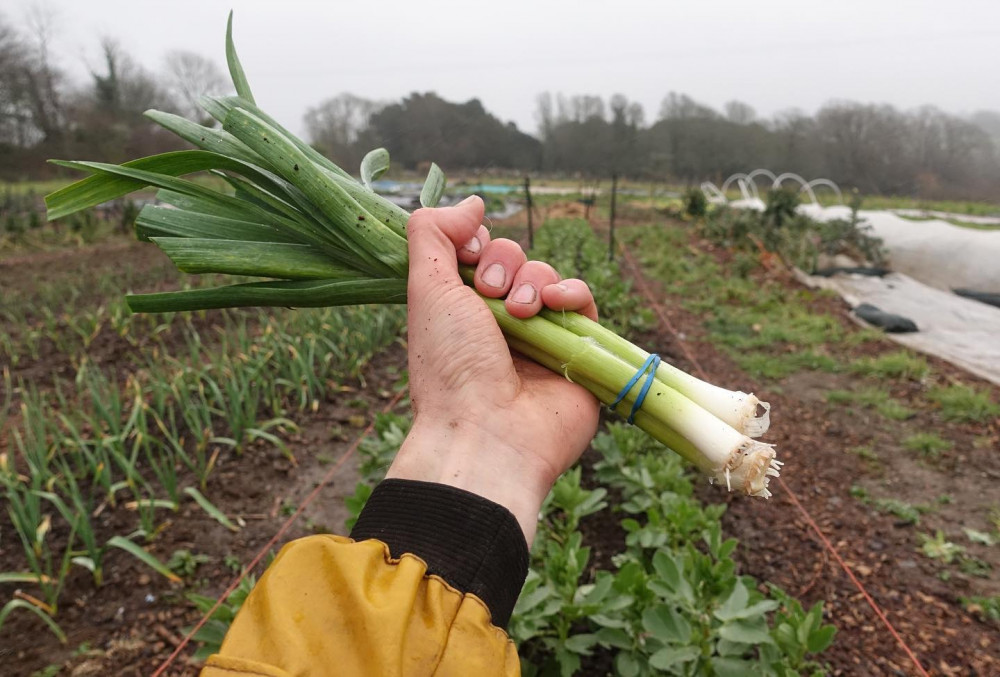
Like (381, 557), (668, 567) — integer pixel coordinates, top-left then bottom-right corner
(512, 424), (835, 675)
(357, 412), (410, 484)
(682, 188), (707, 218)
(186, 574), (258, 660)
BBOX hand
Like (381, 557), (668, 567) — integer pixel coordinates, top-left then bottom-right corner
(385, 196), (600, 544)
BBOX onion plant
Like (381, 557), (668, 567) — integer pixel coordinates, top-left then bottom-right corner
(46, 13), (780, 497)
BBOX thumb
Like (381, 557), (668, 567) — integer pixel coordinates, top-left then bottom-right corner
(406, 196), (485, 292)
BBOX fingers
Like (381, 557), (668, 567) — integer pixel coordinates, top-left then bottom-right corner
(474, 238), (527, 298)
(407, 196), (486, 289)
(456, 224), (491, 266)
(505, 261), (560, 318)
(541, 279), (599, 322)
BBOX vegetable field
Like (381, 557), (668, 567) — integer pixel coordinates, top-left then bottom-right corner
(2, 196), (999, 676)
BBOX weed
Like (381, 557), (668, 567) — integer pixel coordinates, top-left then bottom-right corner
(958, 556), (992, 578)
(871, 499), (927, 525)
(928, 384), (1000, 423)
(902, 433), (952, 459)
(960, 595), (1000, 624)
(168, 550), (211, 580)
(918, 531), (964, 564)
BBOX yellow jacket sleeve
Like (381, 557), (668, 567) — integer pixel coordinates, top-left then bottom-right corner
(201, 480), (529, 677)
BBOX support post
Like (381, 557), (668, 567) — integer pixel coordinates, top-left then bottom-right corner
(609, 173), (618, 261)
(524, 175), (533, 250)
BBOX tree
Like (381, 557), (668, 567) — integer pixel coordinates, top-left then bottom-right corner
(658, 92), (718, 121)
(163, 50), (229, 121)
(304, 93), (382, 170)
(365, 92), (541, 171)
(68, 39), (180, 163)
(724, 100), (756, 125)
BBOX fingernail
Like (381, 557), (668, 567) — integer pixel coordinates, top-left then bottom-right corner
(458, 195), (479, 206)
(462, 236), (481, 254)
(510, 283), (537, 304)
(481, 262), (506, 288)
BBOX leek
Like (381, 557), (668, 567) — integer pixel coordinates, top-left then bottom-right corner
(44, 12), (780, 498)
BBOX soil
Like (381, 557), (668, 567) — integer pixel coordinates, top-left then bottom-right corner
(3, 218), (1000, 675)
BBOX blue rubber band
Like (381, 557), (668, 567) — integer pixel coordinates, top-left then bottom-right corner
(610, 353), (661, 424)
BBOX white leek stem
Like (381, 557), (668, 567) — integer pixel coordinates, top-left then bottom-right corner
(499, 310), (780, 497)
(541, 309), (770, 438)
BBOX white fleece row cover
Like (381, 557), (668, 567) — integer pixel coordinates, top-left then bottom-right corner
(799, 204), (1000, 294)
(797, 270), (1000, 387)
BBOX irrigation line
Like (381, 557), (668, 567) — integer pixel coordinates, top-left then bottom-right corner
(152, 388), (406, 677)
(615, 232), (931, 677)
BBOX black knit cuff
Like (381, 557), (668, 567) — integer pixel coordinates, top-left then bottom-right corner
(350, 478), (529, 629)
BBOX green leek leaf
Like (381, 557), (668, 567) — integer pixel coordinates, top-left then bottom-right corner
(184, 487), (239, 532)
(0, 600), (66, 643)
(126, 278), (407, 313)
(151, 237), (360, 280)
(135, 205), (302, 244)
(225, 12), (255, 104)
(420, 162), (445, 208)
(360, 148), (390, 189)
(107, 536), (181, 583)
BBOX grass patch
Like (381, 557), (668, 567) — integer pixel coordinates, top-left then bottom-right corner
(736, 351), (838, 379)
(902, 433), (953, 459)
(928, 384), (1000, 423)
(827, 387), (914, 420)
(850, 350), (930, 380)
(842, 328), (887, 348)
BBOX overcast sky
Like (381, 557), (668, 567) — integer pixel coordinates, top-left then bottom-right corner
(10, 0), (1000, 136)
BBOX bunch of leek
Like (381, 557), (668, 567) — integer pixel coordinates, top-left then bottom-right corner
(45, 14), (780, 497)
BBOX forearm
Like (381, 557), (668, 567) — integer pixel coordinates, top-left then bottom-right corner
(384, 416), (557, 545)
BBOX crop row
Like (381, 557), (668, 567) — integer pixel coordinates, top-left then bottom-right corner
(0, 293), (404, 640)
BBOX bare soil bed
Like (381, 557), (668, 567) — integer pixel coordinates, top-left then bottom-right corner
(617, 224), (1000, 676)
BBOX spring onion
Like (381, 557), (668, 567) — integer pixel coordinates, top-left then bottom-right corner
(44, 13), (780, 497)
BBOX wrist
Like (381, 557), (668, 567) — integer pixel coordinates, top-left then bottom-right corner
(385, 415), (555, 545)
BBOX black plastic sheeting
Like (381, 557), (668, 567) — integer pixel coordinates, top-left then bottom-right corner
(853, 303), (919, 333)
(953, 288), (1000, 310)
